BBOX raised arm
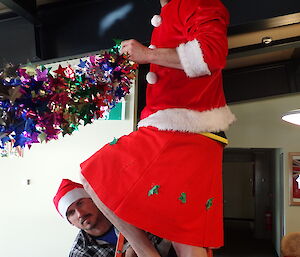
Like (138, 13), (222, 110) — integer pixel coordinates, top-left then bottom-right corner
(120, 39), (182, 70)
(120, 0), (229, 79)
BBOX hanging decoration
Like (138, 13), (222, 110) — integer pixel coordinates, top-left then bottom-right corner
(0, 43), (137, 157)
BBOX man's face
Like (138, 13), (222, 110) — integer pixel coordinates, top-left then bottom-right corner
(66, 198), (108, 232)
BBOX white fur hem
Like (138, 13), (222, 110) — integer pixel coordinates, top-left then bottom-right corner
(176, 39), (211, 78)
(138, 107), (236, 133)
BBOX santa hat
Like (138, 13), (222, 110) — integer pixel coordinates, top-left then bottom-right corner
(53, 179), (90, 219)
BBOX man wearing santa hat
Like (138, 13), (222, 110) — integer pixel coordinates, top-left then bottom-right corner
(53, 179), (167, 257)
(53, 179), (122, 257)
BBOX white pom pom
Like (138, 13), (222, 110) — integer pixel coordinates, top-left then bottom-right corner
(146, 72), (158, 84)
(148, 45), (156, 49)
(151, 15), (162, 27)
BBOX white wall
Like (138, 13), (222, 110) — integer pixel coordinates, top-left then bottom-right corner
(227, 93), (300, 235)
(0, 58), (137, 257)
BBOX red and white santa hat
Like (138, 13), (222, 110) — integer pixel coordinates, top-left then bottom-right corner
(53, 179), (90, 219)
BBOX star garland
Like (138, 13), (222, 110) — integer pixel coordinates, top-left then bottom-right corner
(0, 43), (138, 157)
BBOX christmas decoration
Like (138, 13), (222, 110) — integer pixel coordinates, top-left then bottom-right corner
(0, 43), (138, 157)
(148, 185), (160, 196)
(179, 192), (187, 204)
(109, 137), (119, 145)
(206, 198), (214, 210)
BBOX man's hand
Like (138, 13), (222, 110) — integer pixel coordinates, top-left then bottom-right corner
(121, 39), (182, 70)
(120, 39), (151, 64)
(125, 246), (138, 257)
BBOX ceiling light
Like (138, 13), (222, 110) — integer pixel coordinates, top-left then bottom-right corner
(262, 36), (273, 45)
(282, 109), (300, 125)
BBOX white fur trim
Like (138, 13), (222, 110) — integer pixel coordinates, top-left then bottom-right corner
(138, 107), (236, 133)
(58, 188), (90, 219)
(148, 44), (156, 49)
(176, 39), (211, 78)
(146, 72), (158, 84)
(151, 15), (162, 27)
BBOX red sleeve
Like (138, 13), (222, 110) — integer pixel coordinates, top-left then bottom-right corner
(179, 0), (229, 72)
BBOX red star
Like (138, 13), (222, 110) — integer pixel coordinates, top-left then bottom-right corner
(53, 65), (66, 76)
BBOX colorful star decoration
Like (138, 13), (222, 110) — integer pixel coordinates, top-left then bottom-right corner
(0, 43), (138, 157)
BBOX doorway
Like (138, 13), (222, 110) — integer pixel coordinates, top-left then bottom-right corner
(214, 148), (283, 257)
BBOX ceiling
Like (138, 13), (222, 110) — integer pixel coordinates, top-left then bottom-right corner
(0, 2), (9, 12)
(226, 22), (300, 69)
(0, 0), (58, 12)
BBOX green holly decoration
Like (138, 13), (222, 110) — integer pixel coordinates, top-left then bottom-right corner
(179, 192), (187, 204)
(109, 137), (118, 145)
(111, 39), (123, 53)
(40, 65), (52, 72)
(148, 185), (160, 196)
(206, 198), (214, 210)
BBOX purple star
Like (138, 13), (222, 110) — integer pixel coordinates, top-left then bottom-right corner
(36, 68), (48, 81)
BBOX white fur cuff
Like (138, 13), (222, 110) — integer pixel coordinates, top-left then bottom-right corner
(176, 39), (211, 78)
(138, 107), (236, 133)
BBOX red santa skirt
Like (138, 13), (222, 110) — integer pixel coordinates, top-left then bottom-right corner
(80, 126), (224, 247)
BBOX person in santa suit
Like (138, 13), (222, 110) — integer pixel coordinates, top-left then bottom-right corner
(80, 0), (236, 256)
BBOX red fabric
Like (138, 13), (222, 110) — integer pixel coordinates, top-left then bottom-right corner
(81, 127), (224, 247)
(140, 0), (229, 120)
(81, 0), (229, 248)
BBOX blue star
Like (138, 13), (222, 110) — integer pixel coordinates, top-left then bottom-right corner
(78, 59), (87, 68)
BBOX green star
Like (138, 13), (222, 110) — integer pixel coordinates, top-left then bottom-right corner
(111, 39), (123, 53)
(38, 132), (47, 143)
(179, 192), (187, 204)
(109, 137), (118, 145)
(206, 198), (214, 210)
(40, 65), (52, 72)
(148, 185), (160, 196)
(113, 38), (123, 46)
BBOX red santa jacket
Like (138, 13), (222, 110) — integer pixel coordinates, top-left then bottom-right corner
(138, 0), (235, 133)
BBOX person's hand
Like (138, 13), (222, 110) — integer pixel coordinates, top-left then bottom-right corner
(120, 39), (151, 64)
(125, 246), (138, 257)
